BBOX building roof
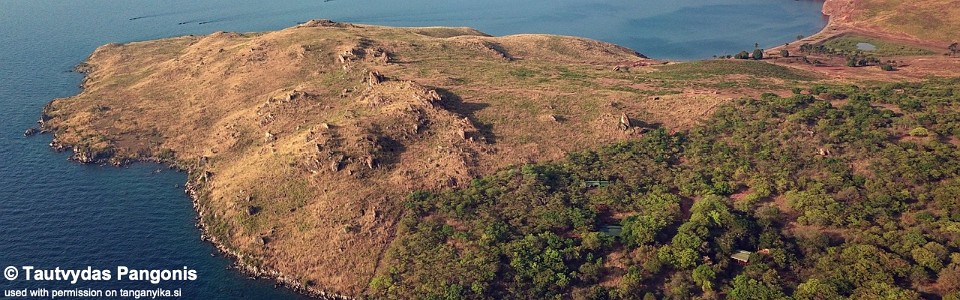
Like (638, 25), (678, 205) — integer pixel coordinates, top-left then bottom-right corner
(731, 250), (753, 262)
(583, 180), (610, 188)
(601, 225), (622, 237)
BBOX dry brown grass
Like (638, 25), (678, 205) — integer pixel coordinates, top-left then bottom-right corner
(818, 0), (960, 46)
(850, 0), (960, 45)
(43, 21), (822, 297)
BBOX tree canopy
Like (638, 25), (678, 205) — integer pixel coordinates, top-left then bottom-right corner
(371, 78), (960, 299)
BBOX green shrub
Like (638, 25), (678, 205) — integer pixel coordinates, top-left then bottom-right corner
(909, 126), (931, 137)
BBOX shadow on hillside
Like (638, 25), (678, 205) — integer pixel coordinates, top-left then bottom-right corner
(433, 88), (497, 144)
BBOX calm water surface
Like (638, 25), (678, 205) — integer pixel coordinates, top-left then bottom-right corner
(0, 0), (825, 298)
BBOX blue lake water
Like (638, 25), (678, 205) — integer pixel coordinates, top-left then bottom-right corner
(0, 0), (825, 298)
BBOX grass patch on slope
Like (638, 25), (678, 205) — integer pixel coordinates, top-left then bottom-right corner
(654, 60), (820, 82)
(822, 34), (935, 56)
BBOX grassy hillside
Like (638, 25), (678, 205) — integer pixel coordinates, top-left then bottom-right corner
(850, 0), (960, 45)
(41, 21), (819, 297)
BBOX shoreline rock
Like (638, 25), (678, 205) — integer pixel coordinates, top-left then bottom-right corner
(184, 180), (351, 300)
(42, 135), (352, 299)
(40, 108), (351, 300)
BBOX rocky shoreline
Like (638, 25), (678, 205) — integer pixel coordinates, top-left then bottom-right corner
(38, 92), (352, 300)
(37, 134), (352, 299)
(183, 179), (351, 300)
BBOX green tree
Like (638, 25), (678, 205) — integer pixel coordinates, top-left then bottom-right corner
(735, 51), (751, 59)
(753, 49), (764, 60)
(850, 281), (920, 299)
(620, 193), (679, 246)
(846, 57), (858, 67)
(912, 243), (945, 272)
(908, 126), (931, 137)
(786, 190), (841, 226)
(692, 264), (717, 292)
(621, 214), (667, 246)
(820, 244), (911, 287)
(780, 49), (789, 58)
(507, 233), (575, 296)
(728, 275), (786, 300)
(794, 279), (842, 300)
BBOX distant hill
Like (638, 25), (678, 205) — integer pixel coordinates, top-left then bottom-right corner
(825, 0), (960, 45)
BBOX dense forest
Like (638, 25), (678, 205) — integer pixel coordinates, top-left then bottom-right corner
(370, 78), (960, 299)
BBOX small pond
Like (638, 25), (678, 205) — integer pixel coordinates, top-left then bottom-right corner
(857, 42), (877, 51)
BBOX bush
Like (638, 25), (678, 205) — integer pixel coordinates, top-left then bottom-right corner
(909, 126), (931, 137)
(780, 49), (789, 58)
(847, 57), (858, 67)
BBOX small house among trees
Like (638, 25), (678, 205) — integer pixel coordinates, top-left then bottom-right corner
(583, 180), (610, 188)
(731, 250), (753, 265)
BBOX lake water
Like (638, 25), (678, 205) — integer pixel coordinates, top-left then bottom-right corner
(0, 0), (825, 298)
